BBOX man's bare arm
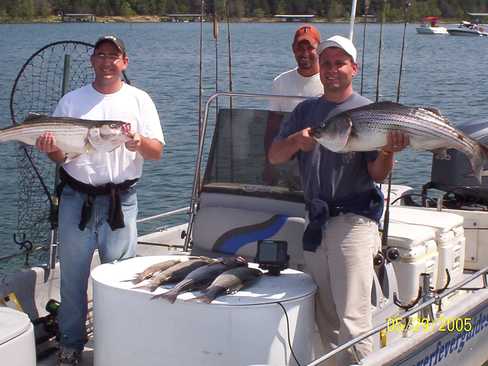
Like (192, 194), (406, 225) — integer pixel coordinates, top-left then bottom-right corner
(268, 128), (316, 165)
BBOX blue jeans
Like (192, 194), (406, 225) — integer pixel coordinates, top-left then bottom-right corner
(57, 185), (138, 350)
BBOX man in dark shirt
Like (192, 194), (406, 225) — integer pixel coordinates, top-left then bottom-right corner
(269, 35), (408, 364)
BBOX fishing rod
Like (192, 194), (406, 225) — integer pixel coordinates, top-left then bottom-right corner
(360, 0), (370, 95)
(225, 0), (233, 109)
(375, 0), (387, 103)
(198, 0), (205, 142)
(213, 4), (219, 113)
(349, 0), (358, 40)
(381, 1), (412, 250)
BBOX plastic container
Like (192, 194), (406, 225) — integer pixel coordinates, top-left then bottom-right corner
(0, 307), (36, 366)
(91, 256), (317, 366)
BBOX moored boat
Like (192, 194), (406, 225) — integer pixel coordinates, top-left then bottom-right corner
(416, 16), (448, 35)
(447, 21), (488, 36)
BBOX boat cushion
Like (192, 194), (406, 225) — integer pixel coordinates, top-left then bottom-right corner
(191, 206), (306, 267)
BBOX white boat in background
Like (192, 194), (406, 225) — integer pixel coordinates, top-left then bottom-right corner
(416, 16), (448, 35)
(447, 21), (488, 36)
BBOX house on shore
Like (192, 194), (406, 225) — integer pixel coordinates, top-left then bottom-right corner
(61, 13), (96, 22)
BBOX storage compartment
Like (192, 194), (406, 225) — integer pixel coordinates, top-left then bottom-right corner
(387, 207), (465, 289)
(386, 223), (438, 303)
(0, 307), (36, 366)
(435, 208), (488, 270)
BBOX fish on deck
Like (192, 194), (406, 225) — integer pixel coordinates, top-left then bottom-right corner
(310, 101), (488, 182)
(192, 266), (263, 304)
(133, 257), (215, 292)
(152, 256), (248, 303)
(126, 259), (182, 285)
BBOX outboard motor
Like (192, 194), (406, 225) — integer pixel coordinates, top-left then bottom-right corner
(428, 119), (488, 206)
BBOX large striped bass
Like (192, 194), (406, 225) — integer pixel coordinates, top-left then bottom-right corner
(0, 114), (131, 155)
(310, 101), (488, 182)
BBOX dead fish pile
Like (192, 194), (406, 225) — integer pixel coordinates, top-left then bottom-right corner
(132, 256), (263, 303)
(0, 114), (130, 157)
(152, 256), (249, 303)
(133, 257), (215, 292)
(310, 101), (488, 182)
(127, 259), (181, 285)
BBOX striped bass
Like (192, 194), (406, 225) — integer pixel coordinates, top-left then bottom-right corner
(152, 256), (248, 303)
(192, 267), (262, 304)
(0, 114), (131, 155)
(310, 101), (488, 182)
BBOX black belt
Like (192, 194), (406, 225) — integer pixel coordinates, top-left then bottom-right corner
(58, 168), (138, 231)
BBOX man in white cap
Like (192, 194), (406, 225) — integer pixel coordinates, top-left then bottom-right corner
(269, 35), (408, 364)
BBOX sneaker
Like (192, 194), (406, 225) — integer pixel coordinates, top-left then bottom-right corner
(57, 347), (82, 365)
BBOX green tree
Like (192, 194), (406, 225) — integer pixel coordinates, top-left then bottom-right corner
(119, 0), (135, 15)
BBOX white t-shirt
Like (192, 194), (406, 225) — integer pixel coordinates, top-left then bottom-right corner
(53, 83), (165, 185)
(269, 67), (323, 112)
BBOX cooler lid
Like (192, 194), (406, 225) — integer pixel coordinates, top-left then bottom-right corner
(91, 256), (317, 306)
(0, 307), (31, 345)
(388, 207), (464, 232)
(387, 222), (436, 249)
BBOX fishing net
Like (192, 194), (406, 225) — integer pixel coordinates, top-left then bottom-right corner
(9, 41), (95, 259)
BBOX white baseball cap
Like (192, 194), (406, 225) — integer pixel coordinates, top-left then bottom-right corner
(317, 35), (357, 63)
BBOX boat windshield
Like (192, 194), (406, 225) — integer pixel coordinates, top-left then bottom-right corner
(202, 108), (304, 202)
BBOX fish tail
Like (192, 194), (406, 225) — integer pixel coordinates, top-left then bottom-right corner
(152, 290), (178, 303)
(193, 294), (213, 304)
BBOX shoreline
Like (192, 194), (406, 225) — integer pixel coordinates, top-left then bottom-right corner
(0, 15), (464, 25)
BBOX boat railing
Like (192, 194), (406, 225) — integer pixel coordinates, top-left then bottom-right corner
(136, 206), (189, 224)
(306, 264), (488, 366)
(0, 206), (190, 271)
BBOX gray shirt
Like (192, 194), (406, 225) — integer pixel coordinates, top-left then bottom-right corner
(276, 92), (378, 204)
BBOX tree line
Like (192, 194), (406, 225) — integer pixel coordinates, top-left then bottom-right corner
(1, 0), (487, 21)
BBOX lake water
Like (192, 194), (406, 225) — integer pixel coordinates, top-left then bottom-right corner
(1, 21), (488, 269)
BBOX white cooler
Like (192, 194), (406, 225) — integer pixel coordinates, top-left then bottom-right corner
(0, 307), (36, 366)
(91, 256), (317, 366)
(388, 207), (465, 289)
(386, 222), (438, 303)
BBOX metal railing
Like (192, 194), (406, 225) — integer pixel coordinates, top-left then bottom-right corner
(306, 265), (488, 366)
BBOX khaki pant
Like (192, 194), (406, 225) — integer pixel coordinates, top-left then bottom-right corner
(304, 213), (380, 366)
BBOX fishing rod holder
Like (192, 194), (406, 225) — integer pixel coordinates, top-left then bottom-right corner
(419, 273), (434, 322)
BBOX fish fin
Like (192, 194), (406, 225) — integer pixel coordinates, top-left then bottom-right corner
(64, 153), (81, 163)
(192, 294), (213, 304)
(421, 106), (442, 116)
(420, 106), (452, 126)
(152, 290), (178, 303)
(24, 113), (46, 123)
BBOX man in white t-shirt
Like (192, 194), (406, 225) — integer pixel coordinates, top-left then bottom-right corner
(35, 35), (165, 365)
(264, 24), (323, 185)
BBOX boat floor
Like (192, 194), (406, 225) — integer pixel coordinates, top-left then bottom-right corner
(37, 338), (94, 366)
(33, 271), (488, 366)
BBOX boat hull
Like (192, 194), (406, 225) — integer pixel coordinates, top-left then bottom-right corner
(416, 26), (448, 34)
(447, 29), (488, 36)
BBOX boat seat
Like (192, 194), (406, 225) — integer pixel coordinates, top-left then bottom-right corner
(190, 206), (306, 269)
